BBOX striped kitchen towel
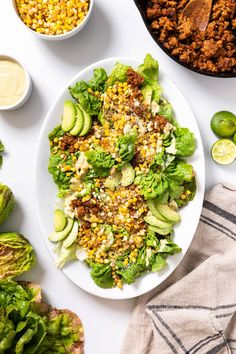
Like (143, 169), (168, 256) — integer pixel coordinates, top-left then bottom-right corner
(121, 183), (236, 354)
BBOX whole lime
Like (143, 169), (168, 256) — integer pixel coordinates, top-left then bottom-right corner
(233, 132), (236, 144)
(210, 111), (236, 138)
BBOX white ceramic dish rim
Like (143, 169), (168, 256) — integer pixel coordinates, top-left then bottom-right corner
(12, 0), (94, 41)
(35, 57), (205, 300)
(0, 54), (32, 111)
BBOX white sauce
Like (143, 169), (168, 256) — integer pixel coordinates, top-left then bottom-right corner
(0, 59), (27, 106)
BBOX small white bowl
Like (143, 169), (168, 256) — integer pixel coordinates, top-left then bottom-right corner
(12, 0), (94, 41)
(0, 55), (32, 111)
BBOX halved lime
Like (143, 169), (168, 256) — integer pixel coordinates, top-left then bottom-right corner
(210, 111), (236, 138)
(211, 139), (236, 165)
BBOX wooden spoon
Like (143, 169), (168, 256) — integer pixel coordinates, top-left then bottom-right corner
(181, 0), (213, 32)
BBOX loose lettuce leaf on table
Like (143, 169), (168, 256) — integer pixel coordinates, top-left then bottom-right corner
(0, 280), (84, 354)
(0, 183), (15, 225)
(0, 141), (4, 153)
(0, 233), (36, 280)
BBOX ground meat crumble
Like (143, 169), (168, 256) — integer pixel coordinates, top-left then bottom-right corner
(146, 0), (236, 74)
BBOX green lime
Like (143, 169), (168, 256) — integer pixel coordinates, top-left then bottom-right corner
(211, 139), (236, 165)
(210, 111), (236, 138)
(233, 132), (236, 144)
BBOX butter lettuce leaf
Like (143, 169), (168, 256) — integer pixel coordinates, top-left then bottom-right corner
(138, 54), (162, 104)
(48, 126), (64, 143)
(69, 81), (101, 116)
(116, 248), (147, 284)
(106, 62), (131, 87)
(85, 149), (115, 178)
(48, 154), (73, 197)
(134, 170), (168, 200)
(117, 132), (137, 161)
(174, 127), (196, 157)
(89, 263), (114, 288)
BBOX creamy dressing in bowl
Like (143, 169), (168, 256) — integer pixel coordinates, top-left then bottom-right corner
(0, 55), (32, 110)
(0, 59), (27, 106)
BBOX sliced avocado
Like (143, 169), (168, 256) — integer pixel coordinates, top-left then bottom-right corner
(156, 204), (181, 223)
(49, 218), (74, 242)
(144, 214), (171, 229)
(121, 162), (135, 187)
(104, 172), (121, 190)
(149, 225), (172, 236)
(147, 200), (167, 221)
(70, 105), (84, 136)
(63, 221), (79, 248)
(79, 106), (92, 136)
(54, 209), (67, 232)
(142, 86), (152, 105)
(61, 100), (76, 132)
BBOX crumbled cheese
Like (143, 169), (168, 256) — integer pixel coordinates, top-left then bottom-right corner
(159, 239), (168, 252)
(151, 101), (159, 114)
(123, 123), (132, 134)
(165, 137), (177, 155)
(145, 248), (152, 266)
(163, 122), (175, 135)
(75, 152), (91, 177)
(76, 248), (88, 261)
(64, 193), (76, 218)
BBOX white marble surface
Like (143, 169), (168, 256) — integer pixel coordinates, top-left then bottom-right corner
(0, 0), (235, 353)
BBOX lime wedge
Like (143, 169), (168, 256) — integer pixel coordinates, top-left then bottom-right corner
(211, 139), (236, 165)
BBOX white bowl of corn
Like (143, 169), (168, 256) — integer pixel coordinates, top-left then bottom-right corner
(12, 0), (94, 41)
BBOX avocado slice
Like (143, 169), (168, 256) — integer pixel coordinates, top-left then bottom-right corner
(70, 105), (84, 136)
(63, 221), (79, 248)
(79, 106), (92, 136)
(49, 218), (74, 242)
(54, 209), (67, 232)
(121, 162), (135, 187)
(156, 204), (181, 223)
(149, 225), (172, 236)
(147, 200), (167, 221)
(144, 214), (171, 229)
(142, 86), (152, 105)
(104, 172), (121, 190)
(61, 100), (76, 132)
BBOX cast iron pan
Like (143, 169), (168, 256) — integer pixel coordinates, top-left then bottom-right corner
(133, 0), (236, 78)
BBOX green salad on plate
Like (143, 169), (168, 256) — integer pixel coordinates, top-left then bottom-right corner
(48, 54), (196, 289)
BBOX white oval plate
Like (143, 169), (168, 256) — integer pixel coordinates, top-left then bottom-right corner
(35, 57), (205, 300)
